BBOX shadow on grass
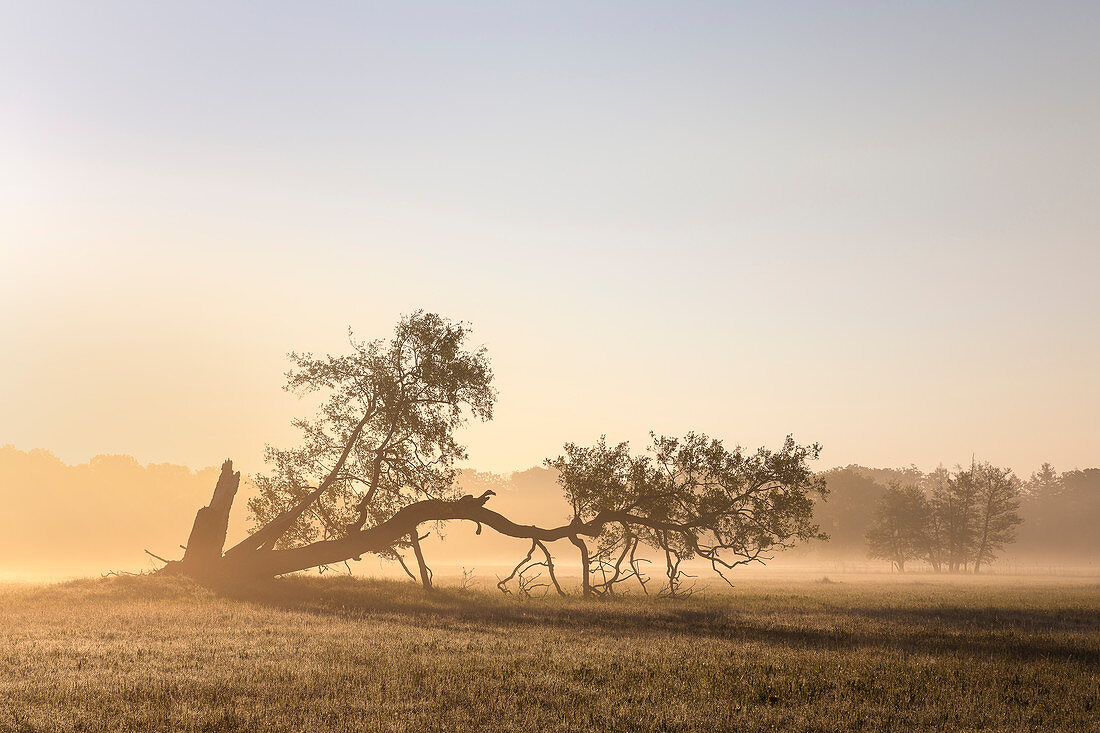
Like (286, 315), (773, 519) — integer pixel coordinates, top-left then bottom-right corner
(216, 575), (1098, 666)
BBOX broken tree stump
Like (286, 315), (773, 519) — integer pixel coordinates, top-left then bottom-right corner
(181, 459), (240, 573)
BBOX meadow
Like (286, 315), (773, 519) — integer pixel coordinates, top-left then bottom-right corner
(0, 573), (1095, 732)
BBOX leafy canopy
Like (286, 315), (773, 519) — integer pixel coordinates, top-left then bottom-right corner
(546, 433), (826, 580)
(248, 312), (495, 549)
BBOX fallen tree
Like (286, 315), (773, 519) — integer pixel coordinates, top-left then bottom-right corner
(163, 312), (827, 593)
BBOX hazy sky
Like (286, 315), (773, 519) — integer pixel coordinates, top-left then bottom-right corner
(2, 2), (1098, 476)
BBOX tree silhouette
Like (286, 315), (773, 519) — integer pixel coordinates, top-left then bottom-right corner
(240, 311), (494, 586)
(166, 313), (825, 592)
(865, 484), (931, 572)
(863, 463), (1025, 573)
(929, 469), (981, 572)
(538, 434), (826, 596)
(970, 463), (1023, 573)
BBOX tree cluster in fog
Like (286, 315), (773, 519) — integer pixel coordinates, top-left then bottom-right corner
(852, 462), (1097, 572)
(865, 463), (1022, 573)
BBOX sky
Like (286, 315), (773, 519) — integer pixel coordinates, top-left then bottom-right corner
(1, 1), (1098, 477)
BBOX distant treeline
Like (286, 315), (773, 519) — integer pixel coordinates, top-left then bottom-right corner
(0, 446), (576, 579)
(812, 462), (1099, 570)
(0, 446), (1096, 579)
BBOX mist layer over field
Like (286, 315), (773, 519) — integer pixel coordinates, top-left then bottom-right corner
(2, 446), (1094, 582)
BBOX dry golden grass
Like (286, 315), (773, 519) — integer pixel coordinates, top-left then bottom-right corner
(0, 574), (1096, 731)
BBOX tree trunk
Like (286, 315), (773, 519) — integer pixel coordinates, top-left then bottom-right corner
(569, 535), (591, 597)
(409, 531), (432, 590)
(974, 491), (993, 575)
(166, 460), (649, 588)
(180, 460), (239, 574)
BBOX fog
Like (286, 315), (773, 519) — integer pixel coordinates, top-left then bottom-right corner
(1, 446), (1094, 582)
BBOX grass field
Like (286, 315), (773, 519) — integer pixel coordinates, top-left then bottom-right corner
(0, 574), (1096, 732)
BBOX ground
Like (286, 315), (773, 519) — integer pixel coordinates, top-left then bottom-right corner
(0, 573), (1096, 732)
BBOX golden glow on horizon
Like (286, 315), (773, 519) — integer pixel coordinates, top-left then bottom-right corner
(1, 3), (1097, 476)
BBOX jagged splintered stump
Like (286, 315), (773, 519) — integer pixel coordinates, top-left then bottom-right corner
(180, 460), (240, 575)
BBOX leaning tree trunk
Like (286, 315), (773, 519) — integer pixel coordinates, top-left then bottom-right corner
(163, 458), (658, 588)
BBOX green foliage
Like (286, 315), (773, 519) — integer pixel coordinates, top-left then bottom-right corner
(247, 312), (495, 551)
(862, 463), (1023, 573)
(865, 484), (932, 571)
(1019, 466), (1100, 559)
(1027, 462), (1062, 498)
(928, 467), (983, 572)
(970, 464), (1023, 572)
(811, 467), (889, 554)
(546, 433), (827, 583)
